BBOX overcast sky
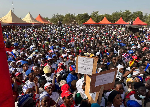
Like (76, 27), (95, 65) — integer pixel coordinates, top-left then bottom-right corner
(0, 0), (150, 18)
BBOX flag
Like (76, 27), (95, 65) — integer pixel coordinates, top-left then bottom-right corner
(0, 23), (14, 107)
(129, 59), (135, 67)
(122, 53), (131, 62)
(122, 53), (130, 59)
(11, 51), (16, 58)
(145, 63), (149, 72)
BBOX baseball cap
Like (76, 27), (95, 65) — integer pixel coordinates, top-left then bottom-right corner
(61, 91), (72, 98)
(69, 65), (76, 71)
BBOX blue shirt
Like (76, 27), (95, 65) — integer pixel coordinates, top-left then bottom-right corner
(66, 73), (78, 86)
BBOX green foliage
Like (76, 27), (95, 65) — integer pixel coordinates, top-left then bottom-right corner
(43, 17), (49, 21)
(90, 11), (100, 23)
(63, 13), (76, 24)
(48, 10), (150, 25)
(76, 13), (90, 24)
(50, 14), (64, 24)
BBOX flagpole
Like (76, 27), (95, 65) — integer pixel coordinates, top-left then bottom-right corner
(12, 1), (14, 13)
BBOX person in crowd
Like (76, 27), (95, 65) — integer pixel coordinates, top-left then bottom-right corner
(39, 91), (56, 107)
(18, 94), (35, 107)
(39, 76), (47, 94)
(66, 65), (78, 86)
(43, 65), (54, 82)
(3, 24), (150, 107)
(60, 91), (75, 107)
(125, 82), (146, 106)
(108, 90), (123, 107)
(75, 77), (87, 106)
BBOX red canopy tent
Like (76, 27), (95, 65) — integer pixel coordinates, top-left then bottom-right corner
(133, 17), (147, 25)
(36, 14), (49, 24)
(98, 17), (112, 25)
(114, 17), (129, 25)
(83, 18), (97, 24)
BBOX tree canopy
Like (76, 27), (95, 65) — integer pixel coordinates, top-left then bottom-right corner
(44, 10), (150, 25)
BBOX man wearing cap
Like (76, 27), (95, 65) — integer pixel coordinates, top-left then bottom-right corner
(42, 65), (54, 82)
(24, 69), (36, 88)
(60, 91), (75, 107)
(66, 65), (78, 86)
(43, 82), (63, 106)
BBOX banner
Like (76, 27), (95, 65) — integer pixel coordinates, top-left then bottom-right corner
(0, 23), (14, 107)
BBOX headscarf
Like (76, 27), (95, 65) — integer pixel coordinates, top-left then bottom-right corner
(117, 64), (124, 72)
(44, 82), (52, 90)
(59, 80), (67, 87)
(108, 90), (120, 103)
(18, 94), (32, 107)
(76, 77), (87, 99)
(39, 91), (49, 102)
(43, 65), (51, 74)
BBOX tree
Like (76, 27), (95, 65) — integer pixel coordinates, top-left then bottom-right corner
(122, 10), (132, 22)
(50, 14), (64, 24)
(43, 17), (49, 21)
(76, 13), (90, 24)
(98, 15), (105, 22)
(90, 11), (100, 23)
(111, 11), (122, 23)
(48, 10), (149, 25)
(143, 13), (148, 22)
(144, 14), (150, 25)
(131, 11), (143, 21)
(104, 14), (113, 22)
(63, 13), (76, 24)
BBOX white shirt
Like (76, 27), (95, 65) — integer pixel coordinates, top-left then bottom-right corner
(42, 73), (54, 82)
(129, 94), (142, 105)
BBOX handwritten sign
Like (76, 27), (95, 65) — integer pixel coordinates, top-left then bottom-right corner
(90, 68), (117, 93)
(95, 71), (115, 87)
(77, 56), (93, 75)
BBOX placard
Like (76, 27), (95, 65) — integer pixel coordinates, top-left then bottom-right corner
(85, 75), (100, 104)
(90, 68), (117, 93)
(76, 56), (98, 75)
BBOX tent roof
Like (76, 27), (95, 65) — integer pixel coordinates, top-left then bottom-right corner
(36, 14), (49, 24)
(99, 17), (112, 24)
(23, 13), (41, 23)
(114, 17), (129, 25)
(83, 18), (97, 24)
(0, 10), (26, 23)
(0, 21), (10, 26)
(133, 17), (147, 25)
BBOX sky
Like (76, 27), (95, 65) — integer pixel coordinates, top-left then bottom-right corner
(0, 0), (150, 18)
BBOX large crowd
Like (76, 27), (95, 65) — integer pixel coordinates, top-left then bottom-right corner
(3, 24), (150, 107)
